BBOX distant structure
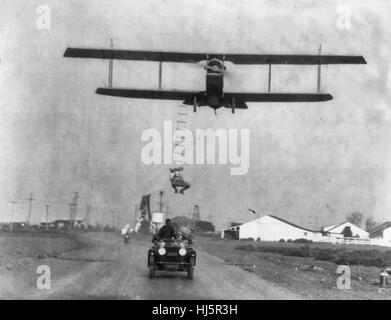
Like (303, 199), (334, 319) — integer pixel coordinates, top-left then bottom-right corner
(192, 205), (200, 222)
(222, 215), (319, 241)
(221, 214), (391, 247)
(134, 194), (152, 233)
(322, 221), (369, 239)
(369, 222), (391, 242)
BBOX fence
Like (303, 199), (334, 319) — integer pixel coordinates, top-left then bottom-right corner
(315, 236), (391, 247)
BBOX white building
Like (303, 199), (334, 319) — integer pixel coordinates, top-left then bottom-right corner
(369, 222), (391, 242)
(322, 221), (369, 239)
(222, 215), (320, 241)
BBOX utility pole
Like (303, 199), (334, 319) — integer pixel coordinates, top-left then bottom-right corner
(45, 204), (50, 231)
(26, 192), (34, 226)
(158, 191), (164, 212)
(10, 201), (17, 232)
(111, 210), (116, 229)
(69, 203), (74, 228)
(72, 192), (79, 222)
(85, 203), (91, 228)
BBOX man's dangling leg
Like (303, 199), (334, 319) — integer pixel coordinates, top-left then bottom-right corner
(179, 182), (191, 194)
(171, 183), (178, 193)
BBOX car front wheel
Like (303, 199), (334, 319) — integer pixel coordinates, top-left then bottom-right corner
(187, 266), (194, 280)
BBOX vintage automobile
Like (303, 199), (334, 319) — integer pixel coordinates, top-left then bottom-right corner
(147, 237), (196, 279)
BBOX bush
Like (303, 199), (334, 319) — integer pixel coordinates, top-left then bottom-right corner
(314, 250), (339, 263)
(289, 249), (310, 257)
(287, 239), (293, 243)
(279, 239), (286, 243)
(235, 244), (255, 252)
(293, 238), (313, 243)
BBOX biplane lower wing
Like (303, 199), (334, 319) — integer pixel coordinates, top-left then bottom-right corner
(96, 87), (333, 104)
(224, 92), (333, 102)
(96, 87), (199, 100)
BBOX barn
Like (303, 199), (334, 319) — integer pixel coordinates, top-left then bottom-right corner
(222, 215), (319, 241)
(322, 221), (369, 238)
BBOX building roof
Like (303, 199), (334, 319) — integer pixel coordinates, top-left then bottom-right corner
(325, 221), (367, 234)
(369, 222), (391, 235)
(267, 215), (318, 233)
(223, 214), (318, 233)
(322, 224), (336, 232)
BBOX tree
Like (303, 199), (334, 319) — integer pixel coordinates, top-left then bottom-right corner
(342, 226), (353, 238)
(195, 220), (215, 232)
(231, 222), (242, 227)
(346, 211), (363, 227)
(365, 217), (377, 232)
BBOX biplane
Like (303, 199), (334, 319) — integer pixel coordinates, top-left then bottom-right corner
(63, 47), (366, 113)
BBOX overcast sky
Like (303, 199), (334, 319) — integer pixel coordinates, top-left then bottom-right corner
(1, 0), (390, 230)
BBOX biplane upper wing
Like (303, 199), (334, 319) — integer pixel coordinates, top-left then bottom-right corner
(96, 87), (198, 100)
(64, 48), (366, 65)
(223, 54), (366, 65)
(64, 48), (207, 63)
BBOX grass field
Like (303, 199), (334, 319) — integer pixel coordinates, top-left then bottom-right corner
(196, 237), (391, 299)
(235, 241), (391, 268)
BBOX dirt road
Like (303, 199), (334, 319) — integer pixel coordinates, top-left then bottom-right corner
(9, 233), (301, 300)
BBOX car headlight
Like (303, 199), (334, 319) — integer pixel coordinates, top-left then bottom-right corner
(158, 248), (166, 256)
(179, 248), (187, 256)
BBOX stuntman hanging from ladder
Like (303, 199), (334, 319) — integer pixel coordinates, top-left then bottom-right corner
(170, 104), (191, 195)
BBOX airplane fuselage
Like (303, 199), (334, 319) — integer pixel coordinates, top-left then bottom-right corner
(205, 59), (225, 108)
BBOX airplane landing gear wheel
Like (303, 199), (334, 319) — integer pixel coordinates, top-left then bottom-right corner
(193, 96), (198, 112)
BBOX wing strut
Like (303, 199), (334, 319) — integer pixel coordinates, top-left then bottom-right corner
(317, 45), (322, 93)
(158, 61), (163, 89)
(268, 64), (272, 92)
(108, 39), (114, 88)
